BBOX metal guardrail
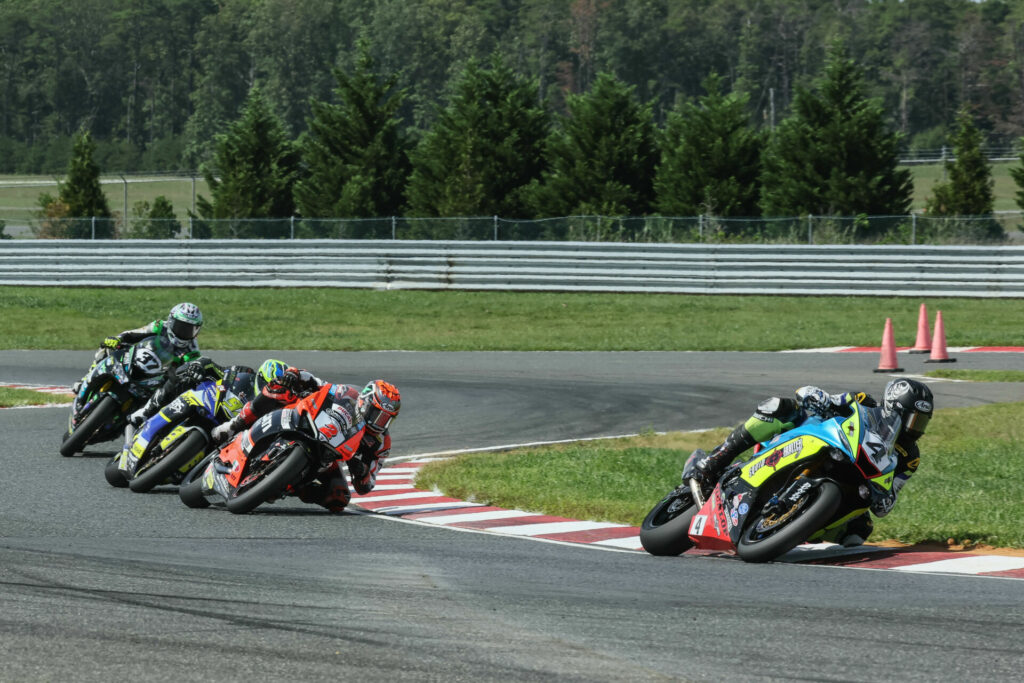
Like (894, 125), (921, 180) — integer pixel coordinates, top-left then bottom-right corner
(2, 239), (1023, 297)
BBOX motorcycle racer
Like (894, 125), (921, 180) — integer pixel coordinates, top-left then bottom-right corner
(686, 378), (933, 546)
(211, 360), (402, 513)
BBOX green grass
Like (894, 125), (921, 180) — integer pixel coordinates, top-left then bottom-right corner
(416, 403), (1024, 548)
(2, 287), (1023, 351)
(925, 369), (1024, 382)
(0, 387), (72, 407)
(0, 174), (208, 224)
(909, 161), (1018, 212)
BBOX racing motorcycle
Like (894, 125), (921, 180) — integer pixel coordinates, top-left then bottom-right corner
(60, 338), (176, 457)
(179, 383), (364, 514)
(104, 365), (255, 492)
(639, 400), (900, 563)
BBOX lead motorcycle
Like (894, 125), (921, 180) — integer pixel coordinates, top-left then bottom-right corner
(640, 401), (901, 563)
(60, 338), (182, 457)
(179, 384), (365, 514)
(104, 365), (256, 492)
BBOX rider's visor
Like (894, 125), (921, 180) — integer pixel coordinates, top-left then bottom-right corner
(904, 411), (930, 435)
(170, 318), (201, 340)
(366, 405), (396, 432)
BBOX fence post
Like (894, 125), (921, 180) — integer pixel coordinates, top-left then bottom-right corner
(807, 214), (813, 244)
(699, 214), (704, 242)
(290, 215), (295, 239)
(911, 212), (917, 245)
(188, 216), (193, 240)
(493, 215), (498, 240)
(391, 216), (396, 240)
(91, 216), (96, 240)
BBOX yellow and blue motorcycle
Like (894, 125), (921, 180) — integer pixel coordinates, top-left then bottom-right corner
(104, 366), (255, 492)
(640, 401), (901, 563)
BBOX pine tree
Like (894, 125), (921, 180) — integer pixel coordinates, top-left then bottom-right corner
(528, 72), (658, 221)
(46, 131), (112, 238)
(294, 41), (410, 230)
(927, 108), (1001, 240)
(655, 73), (764, 219)
(132, 196), (180, 239)
(759, 43), (913, 224)
(196, 87), (300, 238)
(406, 56), (550, 225)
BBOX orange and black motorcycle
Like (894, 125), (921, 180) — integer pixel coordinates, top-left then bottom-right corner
(178, 384), (365, 514)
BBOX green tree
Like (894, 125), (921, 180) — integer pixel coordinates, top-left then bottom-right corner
(195, 88), (300, 238)
(655, 73), (763, 219)
(760, 43), (913, 222)
(927, 108), (1002, 241)
(294, 42), (410, 229)
(38, 131), (113, 238)
(129, 195), (181, 239)
(1012, 137), (1024, 212)
(528, 72), (657, 222)
(407, 56), (550, 225)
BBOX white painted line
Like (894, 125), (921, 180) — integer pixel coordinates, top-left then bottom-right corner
(412, 509), (544, 525)
(366, 484), (418, 491)
(891, 555), (1024, 574)
(370, 501), (485, 514)
(487, 520), (628, 536)
(353, 491), (440, 503)
(593, 537), (644, 550)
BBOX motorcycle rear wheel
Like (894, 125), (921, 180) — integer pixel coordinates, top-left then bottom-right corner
(225, 445), (308, 515)
(60, 395), (118, 457)
(130, 430), (207, 493)
(736, 481), (842, 563)
(639, 488), (698, 556)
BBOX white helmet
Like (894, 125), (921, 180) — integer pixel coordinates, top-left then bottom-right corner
(166, 303), (203, 347)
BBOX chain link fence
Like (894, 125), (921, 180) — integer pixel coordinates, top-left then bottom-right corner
(8, 212), (1020, 245)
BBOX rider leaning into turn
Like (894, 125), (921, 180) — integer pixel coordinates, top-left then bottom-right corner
(210, 359), (402, 513)
(73, 302), (205, 402)
(686, 378), (933, 547)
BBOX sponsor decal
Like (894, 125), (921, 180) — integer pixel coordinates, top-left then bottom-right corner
(788, 482), (812, 503)
(738, 502), (749, 515)
(915, 400), (932, 412)
(765, 451), (782, 468)
(690, 514), (707, 535)
(730, 508), (739, 528)
(781, 438), (803, 457)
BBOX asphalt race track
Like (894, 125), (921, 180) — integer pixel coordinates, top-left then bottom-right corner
(2, 350), (1023, 681)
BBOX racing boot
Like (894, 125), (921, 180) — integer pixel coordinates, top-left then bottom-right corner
(297, 466), (352, 513)
(839, 513), (873, 547)
(688, 424), (757, 492)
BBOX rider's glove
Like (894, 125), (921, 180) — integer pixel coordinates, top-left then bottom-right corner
(102, 336), (121, 350)
(795, 386), (831, 417)
(181, 360), (205, 385)
(280, 367), (302, 390)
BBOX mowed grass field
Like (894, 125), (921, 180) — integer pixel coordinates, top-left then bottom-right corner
(1, 287), (1022, 351)
(1, 162), (1020, 228)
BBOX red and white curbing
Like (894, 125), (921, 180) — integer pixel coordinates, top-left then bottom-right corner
(0, 382), (74, 409)
(355, 460), (1024, 579)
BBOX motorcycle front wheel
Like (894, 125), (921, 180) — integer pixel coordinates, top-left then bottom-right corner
(104, 454), (129, 488)
(225, 445), (308, 515)
(130, 430), (207, 493)
(736, 481), (841, 563)
(639, 488), (698, 556)
(178, 454), (215, 509)
(60, 395), (118, 457)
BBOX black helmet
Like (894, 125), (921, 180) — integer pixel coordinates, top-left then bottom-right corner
(883, 379), (933, 441)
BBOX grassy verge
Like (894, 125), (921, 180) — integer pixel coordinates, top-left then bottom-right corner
(0, 387), (73, 407)
(416, 403), (1024, 548)
(926, 369), (1024, 382)
(2, 287), (1023, 351)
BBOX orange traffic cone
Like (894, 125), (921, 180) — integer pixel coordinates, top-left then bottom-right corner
(909, 303), (931, 354)
(874, 318), (904, 373)
(925, 310), (956, 363)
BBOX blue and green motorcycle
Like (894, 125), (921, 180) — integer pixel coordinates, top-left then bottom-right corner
(105, 366), (255, 492)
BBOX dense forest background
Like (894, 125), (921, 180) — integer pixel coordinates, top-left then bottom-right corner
(2, 0), (1023, 175)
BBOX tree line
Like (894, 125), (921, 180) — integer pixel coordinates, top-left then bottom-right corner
(3, 0), (1024, 176)
(37, 39), (1010, 242)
